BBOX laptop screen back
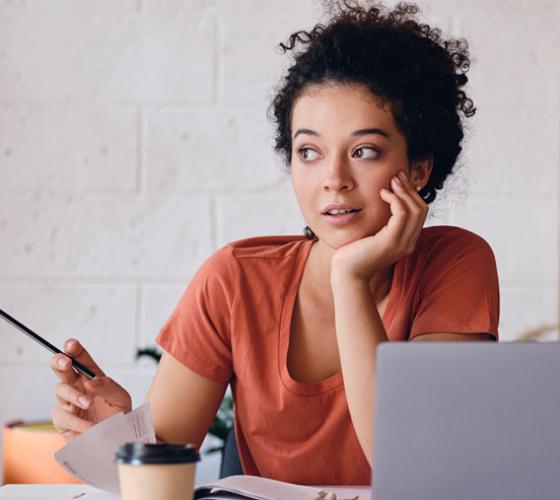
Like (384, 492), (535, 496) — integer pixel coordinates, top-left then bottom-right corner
(372, 342), (560, 500)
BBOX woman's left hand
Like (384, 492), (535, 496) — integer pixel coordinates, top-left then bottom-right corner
(331, 170), (428, 283)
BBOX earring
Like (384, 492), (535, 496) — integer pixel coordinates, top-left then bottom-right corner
(415, 185), (421, 192)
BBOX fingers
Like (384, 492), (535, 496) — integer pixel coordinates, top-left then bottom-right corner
(56, 382), (92, 412)
(51, 353), (80, 385)
(63, 339), (105, 378)
(396, 171), (425, 207)
(50, 339), (104, 386)
(394, 173), (428, 241)
(380, 171), (428, 253)
(380, 186), (408, 239)
(52, 406), (94, 438)
(83, 377), (132, 410)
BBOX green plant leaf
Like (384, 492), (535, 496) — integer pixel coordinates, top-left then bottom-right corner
(135, 347), (162, 364)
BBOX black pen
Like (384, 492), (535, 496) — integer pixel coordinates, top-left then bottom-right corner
(0, 308), (96, 380)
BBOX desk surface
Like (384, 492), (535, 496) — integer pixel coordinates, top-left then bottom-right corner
(0, 485), (119, 499)
(0, 484), (371, 499)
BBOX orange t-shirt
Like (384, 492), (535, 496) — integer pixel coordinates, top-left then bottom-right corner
(156, 225), (499, 485)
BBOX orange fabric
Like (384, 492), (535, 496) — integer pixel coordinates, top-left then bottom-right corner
(156, 225), (499, 485)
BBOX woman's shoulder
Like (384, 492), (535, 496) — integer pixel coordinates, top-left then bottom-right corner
(185, 236), (310, 306)
(392, 225), (499, 313)
(199, 235), (310, 294)
(412, 225), (496, 273)
(222, 234), (310, 261)
(419, 225), (493, 254)
(200, 235), (310, 278)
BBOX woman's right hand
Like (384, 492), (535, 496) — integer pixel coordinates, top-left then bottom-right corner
(51, 339), (132, 442)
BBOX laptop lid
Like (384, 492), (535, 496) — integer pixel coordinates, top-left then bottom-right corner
(372, 342), (560, 500)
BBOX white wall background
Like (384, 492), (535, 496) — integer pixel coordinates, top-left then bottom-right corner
(0, 0), (559, 484)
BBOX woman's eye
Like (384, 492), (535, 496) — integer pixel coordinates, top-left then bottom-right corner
(298, 147), (321, 161)
(353, 147), (380, 159)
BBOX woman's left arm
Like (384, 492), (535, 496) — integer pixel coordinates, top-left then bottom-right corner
(332, 285), (493, 465)
(330, 274), (385, 466)
(330, 171), (494, 465)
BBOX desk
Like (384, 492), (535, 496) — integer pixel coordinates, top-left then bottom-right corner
(0, 485), (119, 499)
(0, 484), (371, 499)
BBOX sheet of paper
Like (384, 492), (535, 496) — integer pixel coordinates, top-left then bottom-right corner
(55, 402), (156, 494)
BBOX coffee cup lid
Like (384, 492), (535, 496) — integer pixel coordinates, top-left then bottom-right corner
(115, 442), (200, 465)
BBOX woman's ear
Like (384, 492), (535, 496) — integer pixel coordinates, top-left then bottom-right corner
(410, 156), (433, 191)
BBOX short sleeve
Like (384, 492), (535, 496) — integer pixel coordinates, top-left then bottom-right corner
(155, 245), (238, 383)
(410, 230), (500, 340)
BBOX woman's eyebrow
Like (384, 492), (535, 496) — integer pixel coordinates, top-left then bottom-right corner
(351, 127), (390, 139)
(293, 128), (318, 139)
(293, 127), (390, 139)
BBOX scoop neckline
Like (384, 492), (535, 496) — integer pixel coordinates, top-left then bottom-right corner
(278, 238), (399, 397)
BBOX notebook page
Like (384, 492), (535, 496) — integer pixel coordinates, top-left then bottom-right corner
(196, 475), (339, 500)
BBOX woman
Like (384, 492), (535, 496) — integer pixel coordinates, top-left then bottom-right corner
(51, 1), (499, 486)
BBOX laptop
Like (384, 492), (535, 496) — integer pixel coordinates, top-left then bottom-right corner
(372, 342), (560, 500)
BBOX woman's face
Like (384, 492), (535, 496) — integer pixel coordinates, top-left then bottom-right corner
(290, 82), (420, 250)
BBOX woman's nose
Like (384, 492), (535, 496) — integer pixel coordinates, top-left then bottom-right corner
(323, 157), (354, 192)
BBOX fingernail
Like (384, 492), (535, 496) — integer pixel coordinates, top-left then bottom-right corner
(398, 171), (407, 181)
(57, 357), (69, 368)
(78, 395), (91, 408)
(393, 176), (401, 186)
(65, 339), (77, 350)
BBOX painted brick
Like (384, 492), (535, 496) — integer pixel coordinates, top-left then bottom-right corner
(218, 0), (560, 110)
(143, 0), (214, 12)
(425, 196), (450, 227)
(0, 0), (25, 8)
(449, 198), (559, 288)
(453, 0), (560, 110)
(0, 106), (138, 192)
(460, 109), (560, 197)
(216, 193), (306, 248)
(218, 0), (317, 17)
(0, 283), (137, 366)
(218, 0), (319, 107)
(0, 367), (63, 423)
(387, 0), (560, 110)
(139, 284), (186, 347)
(0, 9), (215, 104)
(0, 194), (214, 279)
(145, 107), (286, 191)
(25, 0), (139, 10)
(499, 286), (558, 342)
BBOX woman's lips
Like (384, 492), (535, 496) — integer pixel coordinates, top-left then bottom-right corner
(322, 209), (363, 226)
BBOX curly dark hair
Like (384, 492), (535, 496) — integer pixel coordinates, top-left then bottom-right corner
(270, 0), (475, 211)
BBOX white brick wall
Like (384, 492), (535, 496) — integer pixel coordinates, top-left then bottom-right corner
(0, 0), (559, 484)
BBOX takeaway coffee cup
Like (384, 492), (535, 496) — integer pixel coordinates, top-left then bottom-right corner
(115, 442), (200, 500)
